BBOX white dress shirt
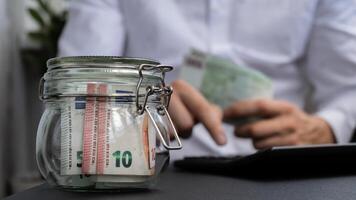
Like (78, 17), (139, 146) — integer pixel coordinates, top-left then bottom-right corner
(59, 0), (356, 160)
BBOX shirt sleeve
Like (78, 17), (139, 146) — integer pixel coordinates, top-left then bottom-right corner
(58, 0), (126, 56)
(305, 0), (356, 143)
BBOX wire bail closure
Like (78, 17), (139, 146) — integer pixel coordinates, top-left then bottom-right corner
(135, 64), (182, 150)
(135, 64), (173, 114)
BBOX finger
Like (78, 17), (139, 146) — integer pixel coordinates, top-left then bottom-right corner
(168, 92), (195, 138)
(172, 80), (226, 145)
(224, 99), (297, 119)
(253, 133), (300, 150)
(235, 116), (295, 139)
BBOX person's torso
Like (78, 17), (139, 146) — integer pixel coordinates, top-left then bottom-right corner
(118, 0), (319, 157)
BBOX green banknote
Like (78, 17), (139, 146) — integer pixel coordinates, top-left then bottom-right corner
(179, 49), (273, 125)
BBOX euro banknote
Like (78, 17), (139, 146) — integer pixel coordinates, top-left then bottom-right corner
(179, 49), (273, 125)
(60, 83), (156, 177)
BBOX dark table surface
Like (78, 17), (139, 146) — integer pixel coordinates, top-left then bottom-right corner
(5, 168), (356, 200)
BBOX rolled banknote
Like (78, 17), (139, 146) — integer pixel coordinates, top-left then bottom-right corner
(179, 49), (274, 125)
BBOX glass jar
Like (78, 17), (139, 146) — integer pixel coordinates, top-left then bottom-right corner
(36, 56), (182, 191)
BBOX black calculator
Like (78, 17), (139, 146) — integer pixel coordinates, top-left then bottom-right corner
(174, 144), (356, 177)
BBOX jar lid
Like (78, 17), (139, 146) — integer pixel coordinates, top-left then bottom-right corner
(40, 56), (173, 100)
(47, 56), (160, 70)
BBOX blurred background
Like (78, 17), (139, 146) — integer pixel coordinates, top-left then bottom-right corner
(0, 0), (68, 197)
(1, 0), (356, 198)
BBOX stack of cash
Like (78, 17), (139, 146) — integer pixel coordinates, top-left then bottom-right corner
(179, 49), (273, 126)
(179, 49), (273, 108)
(60, 83), (156, 178)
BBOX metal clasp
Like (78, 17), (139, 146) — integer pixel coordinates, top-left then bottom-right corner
(145, 105), (182, 150)
(135, 64), (173, 114)
(135, 64), (182, 150)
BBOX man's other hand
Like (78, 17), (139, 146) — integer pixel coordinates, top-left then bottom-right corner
(223, 99), (336, 149)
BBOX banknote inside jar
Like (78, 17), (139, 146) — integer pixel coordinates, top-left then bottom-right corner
(59, 83), (163, 185)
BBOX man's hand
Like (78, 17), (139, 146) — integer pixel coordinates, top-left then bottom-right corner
(223, 99), (336, 149)
(168, 80), (226, 145)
